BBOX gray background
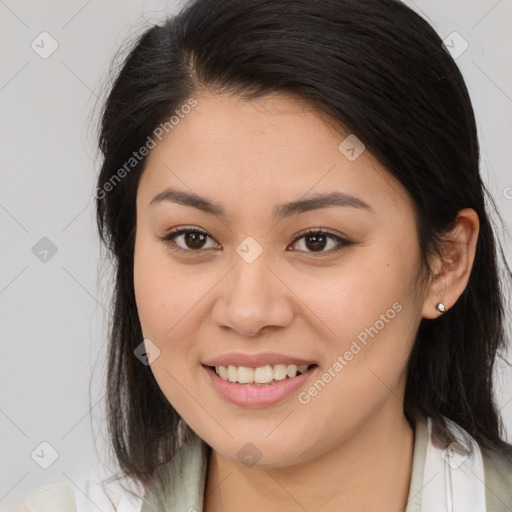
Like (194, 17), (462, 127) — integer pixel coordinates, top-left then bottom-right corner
(1, 1), (511, 510)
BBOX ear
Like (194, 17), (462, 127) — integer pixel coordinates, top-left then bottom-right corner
(421, 208), (480, 319)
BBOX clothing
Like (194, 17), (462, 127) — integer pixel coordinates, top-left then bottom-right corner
(140, 415), (512, 512)
(20, 415), (512, 511)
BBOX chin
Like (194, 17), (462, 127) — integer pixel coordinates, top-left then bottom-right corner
(205, 427), (315, 468)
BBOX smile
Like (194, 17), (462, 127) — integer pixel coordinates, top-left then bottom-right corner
(202, 364), (318, 407)
(212, 363), (314, 384)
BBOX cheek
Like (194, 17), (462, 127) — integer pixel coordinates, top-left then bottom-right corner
(297, 255), (413, 343)
(133, 239), (216, 371)
(134, 269), (195, 344)
(293, 272), (415, 449)
(133, 246), (202, 411)
(294, 251), (419, 401)
(134, 235), (188, 332)
(133, 253), (168, 338)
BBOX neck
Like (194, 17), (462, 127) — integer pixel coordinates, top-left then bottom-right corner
(203, 403), (415, 512)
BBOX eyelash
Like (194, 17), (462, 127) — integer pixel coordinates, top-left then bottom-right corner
(157, 226), (352, 257)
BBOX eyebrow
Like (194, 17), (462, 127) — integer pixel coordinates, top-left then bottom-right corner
(148, 187), (373, 219)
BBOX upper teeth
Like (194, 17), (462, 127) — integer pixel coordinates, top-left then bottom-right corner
(215, 364), (310, 384)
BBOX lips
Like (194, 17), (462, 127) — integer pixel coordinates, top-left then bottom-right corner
(203, 363), (319, 407)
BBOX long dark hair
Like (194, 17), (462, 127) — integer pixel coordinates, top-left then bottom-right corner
(94, 0), (512, 493)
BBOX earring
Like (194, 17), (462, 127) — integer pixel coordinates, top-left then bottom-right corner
(435, 254), (451, 313)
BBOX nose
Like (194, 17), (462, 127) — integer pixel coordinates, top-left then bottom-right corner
(211, 252), (295, 337)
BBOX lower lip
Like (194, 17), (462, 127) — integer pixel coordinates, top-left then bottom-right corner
(202, 364), (318, 408)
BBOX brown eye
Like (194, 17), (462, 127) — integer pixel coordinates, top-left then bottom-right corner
(181, 231), (208, 250)
(159, 228), (219, 254)
(289, 229), (351, 255)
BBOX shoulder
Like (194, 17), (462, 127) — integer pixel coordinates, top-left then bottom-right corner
(442, 416), (512, 509)
(481, 444), (512, 510)
(141, 432), (209, 512)
(440, 415), (512, 510)
(417, 414), (512, 511)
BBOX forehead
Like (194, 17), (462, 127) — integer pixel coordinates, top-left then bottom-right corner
(137, 92), (413, 220)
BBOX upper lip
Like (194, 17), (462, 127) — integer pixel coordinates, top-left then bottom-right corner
(202, 353), (317, 368)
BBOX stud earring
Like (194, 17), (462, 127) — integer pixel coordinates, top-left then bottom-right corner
(436, 302), (446, 313)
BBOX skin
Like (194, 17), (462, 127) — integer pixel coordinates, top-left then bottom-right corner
(133, 91), (479, 511)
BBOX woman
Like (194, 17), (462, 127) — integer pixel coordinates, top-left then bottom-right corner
(53, 0), (512, 510)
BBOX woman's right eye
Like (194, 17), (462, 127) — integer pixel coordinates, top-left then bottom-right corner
(158, 228), (219, 254)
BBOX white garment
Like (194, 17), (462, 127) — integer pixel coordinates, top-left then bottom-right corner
(23, 416), (487, 512)
(22, 477), (142, 512)
(422, 417), (486, 512)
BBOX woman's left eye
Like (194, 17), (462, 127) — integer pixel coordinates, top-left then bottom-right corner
(289, 229), (351, 254)
(158, 227), (352, 256)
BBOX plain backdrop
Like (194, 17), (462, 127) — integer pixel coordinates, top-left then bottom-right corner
(1, 0), (511, 510)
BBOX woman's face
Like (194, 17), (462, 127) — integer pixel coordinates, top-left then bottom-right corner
(134, 91), (431, 467)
